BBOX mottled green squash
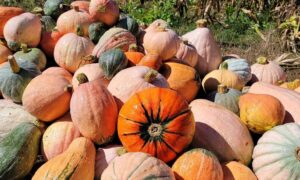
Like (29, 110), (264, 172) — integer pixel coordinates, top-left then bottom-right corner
(43, 0), (73, 19)
(88, 22), (108, 44)
(40, 16), (56, 32)
(0, 56), (41, 103)
(116, 14), (139, 36)
(99, 48), (128, 80)
(0, 122), (42, 180)
(207, 84), (242, 115)
(14, 44), (47, 70)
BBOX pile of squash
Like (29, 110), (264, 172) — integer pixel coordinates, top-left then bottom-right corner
(0, 0), (300, 179)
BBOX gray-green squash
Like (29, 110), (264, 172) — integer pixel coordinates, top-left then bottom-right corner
(40, 15), (56, 32)
(207, 84), (242, 115)
(14, 44), (47, 70)
(99, 48), (128, 80)
(88, 22), (108, 44)
(43, 0), (73, 19)
(115, 14), (139, 36)
(0, 56), (41, 103)
(0, 122), (42, 180)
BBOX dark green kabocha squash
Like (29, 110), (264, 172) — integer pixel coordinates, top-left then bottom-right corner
(0, 56), (41, 103)
(14, 44), (47, 70)
(88, 22), (109, 44)
(207, 84), (242, 115)
(43, 0), (73, 19)
(116, 14), (139, 36)
(99, 48), (128, 80)
(40, 15), (56, 32)
(0, 122), (42, 180)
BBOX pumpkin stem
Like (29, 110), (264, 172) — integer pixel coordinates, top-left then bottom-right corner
(220, 62), (228, 70)
(83, 55), (97, 63)
(182, 39), (189, 45)
(20, 43), (29, 53)
(76, 25), (84, 36)
(98, 5), (106, 13)
(296, 147), (300, 161)
(77, 73), (89, 84)
(277, 80), (284, 85)
(72, 5), (80, 11)
(196, 19), (208, 28)
(31, 7), (44, 15)
(8, 55), (20, 74)
(256, 56), (268, 64)
(148, 124), (163, 137)
(116, 147), (127, 156)
(217, 84), (228, 94)
(144, 69), (158, 83)
(128, 44), (138, 52)
(64, 84), (73, 93)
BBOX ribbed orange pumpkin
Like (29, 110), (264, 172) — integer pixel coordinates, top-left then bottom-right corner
(239, 93), (285, 134)
(89, 0), (119, 26)
(118, 87), (195, 163)
(160, 62), (201, 102)
(41, 113), (81, 160)
(172, 148), (223, 180)
(222, 161), (257, 180)
(72, 63), (109, 89)
(40, 29), (62, 57)
(54, 27), (95, 73)
(137, 53), (163, 70)
(32, 137), (95, 180)
(70, 73), (118, 145)
(0, 7), (24, 38)
(57, 6), (93, 37)
(22, 75), (72, 122)
(42, 67), (73, 82)
(0, 44), (11, 64)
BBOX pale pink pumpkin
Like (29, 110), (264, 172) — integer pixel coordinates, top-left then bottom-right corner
(41, 113), (81, 160)
(72, 63), (109, 89)
(89, 0), (119, 26)
(54, 30), (95, 73)
(95, 145), (122, 179)
(175, 40), (198, 67)
(250, 57), (286, 85)
(42, 67), (73, 83)
(4, 12), (42, 51)
(56, 7), (93, 37)
(190, 99), (254, 165)
(182, 20), (222, 77)
(71, 1), (90, 12)
(0, 44), (12, 64)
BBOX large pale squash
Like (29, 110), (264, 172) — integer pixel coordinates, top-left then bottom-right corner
(252, 123), (300, 180)
(182, 19), (222, 77)
(222, 161), (257, 180)
(101, 152), (175, 179)
(89, 0), (119, 26)
(33, 137), (96, 180)
(175, 40), (198, 68)
(249, 82), (300, 124)
(0, 7), (24, 38)
(190, 99), (253, 165)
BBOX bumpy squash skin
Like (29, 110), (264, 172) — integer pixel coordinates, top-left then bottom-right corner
(14, 48), (47, 70)
(0, 7), (24, 38)
(172, 148), (223, 180)
(101, 152), (175, 180)
(0, 60), (41, 103)
(33, 137), (96, 180)
(239, 93), (285, 134)
(0, 122), (41, 180)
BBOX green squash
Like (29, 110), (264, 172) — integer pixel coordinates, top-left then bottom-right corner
(115, 14), (139, 36)
(89, 22), (109, 44)
(0, 56), (41, 103)
(43, 0), (73, 19)
(14, 44), (47, 70)
(0, 122), (42, 179)
(207, 84), (242, 115)
(99, 48), (128, 80)
(41, 16), (56, 32)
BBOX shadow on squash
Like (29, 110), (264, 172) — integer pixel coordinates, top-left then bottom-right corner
(203, 77), (220, 93)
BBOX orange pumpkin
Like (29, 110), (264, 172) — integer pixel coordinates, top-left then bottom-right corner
(42, 67), (73, 82)
(118, 87), (195, 163)
(172, 148), (223, 180)
(41, 113), (81, 160)
(22, 74), (72, 122)
(160, 62), (201, 102)
(222, 161), (257, 180)
(124, 44), (145, 66)
(40, 29), (62, 57)
(57, 6), (93, 37)
(0, 7), (24, 38)
(0, 44), (12, 64)
(32, 137), (95, 180)
(137, 53), (162, 70)
(70, 73), (118, 145)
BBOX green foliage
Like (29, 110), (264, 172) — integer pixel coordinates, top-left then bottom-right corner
(0, 0), (45, 10)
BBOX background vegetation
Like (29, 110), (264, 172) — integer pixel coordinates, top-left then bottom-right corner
(1, 0), (300, 79)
